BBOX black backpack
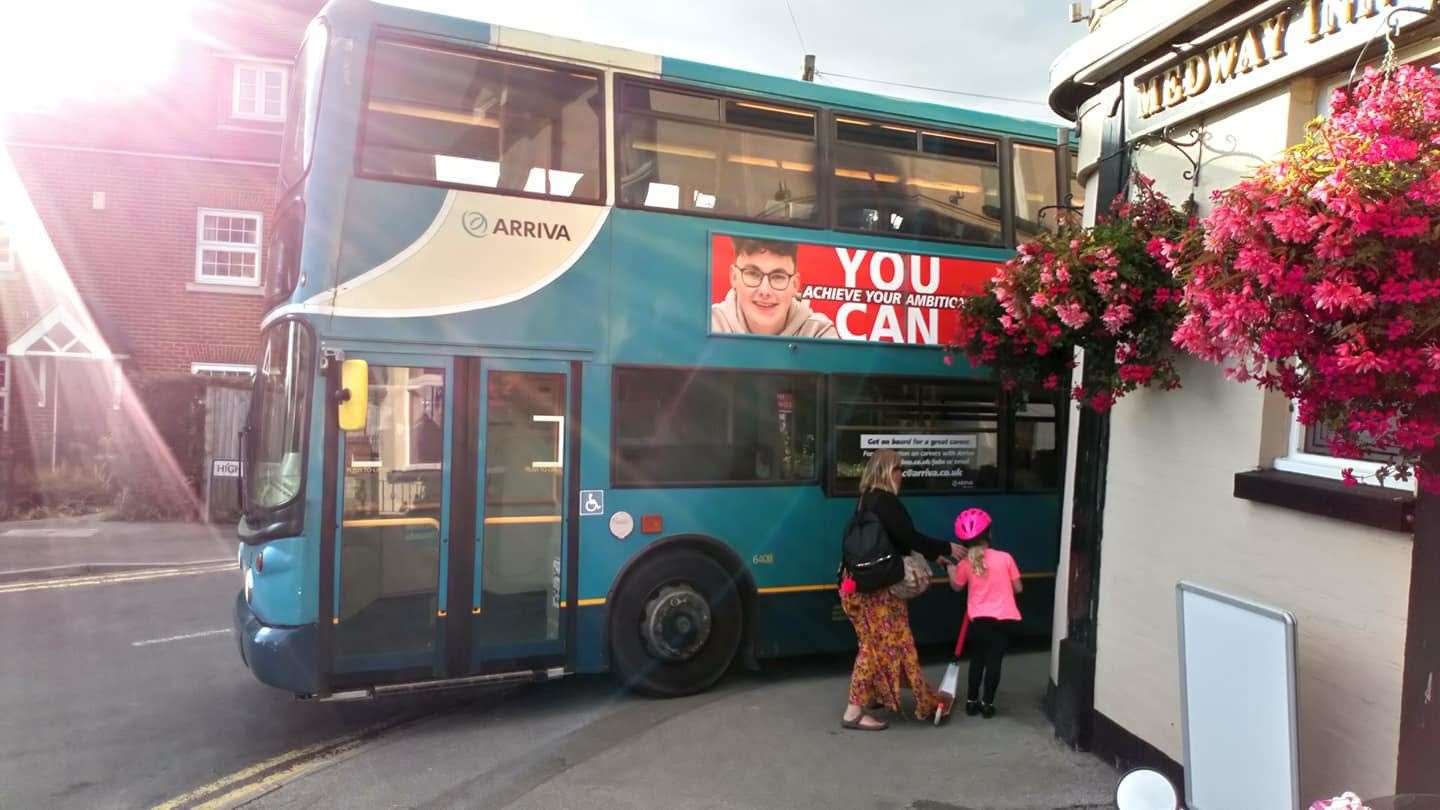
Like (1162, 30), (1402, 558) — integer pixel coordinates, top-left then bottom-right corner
(840, 508), (904, 593)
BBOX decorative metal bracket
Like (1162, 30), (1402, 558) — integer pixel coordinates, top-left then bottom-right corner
(1132, 123), (1248, 212)
(1038, 197), (1084, 228)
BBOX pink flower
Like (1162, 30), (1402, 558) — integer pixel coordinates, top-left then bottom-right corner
(1262, 207), (1316, 243)
(1101, 304), (1134, 335)
(1118, 364), (1156, 384)
(1055, 303), (1091, 329)
(1364, 135), (1420, 163)
(1312, 280), (1375, 314)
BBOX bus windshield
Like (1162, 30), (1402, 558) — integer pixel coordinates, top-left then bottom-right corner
(247, 322), (313, 511)
(279, 20), (328, 191)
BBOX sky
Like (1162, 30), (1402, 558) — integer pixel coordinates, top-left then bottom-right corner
(386, 0), (1084, 126)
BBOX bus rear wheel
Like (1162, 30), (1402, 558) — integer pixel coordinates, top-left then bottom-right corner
(609, 549), (743, 697)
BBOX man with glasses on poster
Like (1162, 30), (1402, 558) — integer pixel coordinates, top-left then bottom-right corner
(711, 237), (838, 338)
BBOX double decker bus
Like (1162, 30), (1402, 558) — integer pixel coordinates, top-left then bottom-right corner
(235, 0), (1075, 699)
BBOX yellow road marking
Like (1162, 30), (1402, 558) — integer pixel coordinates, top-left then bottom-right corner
(151, 713), (424, 810)
(0, 563), (237, 595)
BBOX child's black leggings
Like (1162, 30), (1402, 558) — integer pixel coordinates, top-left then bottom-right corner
(966, 618), (1013, 704)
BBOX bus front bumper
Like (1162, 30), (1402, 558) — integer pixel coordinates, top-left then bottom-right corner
(233, 593), (320, 696)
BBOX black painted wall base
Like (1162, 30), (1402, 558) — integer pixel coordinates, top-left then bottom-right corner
(1052, 637), (1097, 750)
(1093, 710), (1186, 791)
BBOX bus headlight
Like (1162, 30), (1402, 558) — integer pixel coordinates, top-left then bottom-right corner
(244, 568), (254, 603)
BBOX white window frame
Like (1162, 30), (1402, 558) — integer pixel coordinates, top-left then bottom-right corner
(231, 60), (288, 123)
(191, 362), (256, 378)
(195, 208), (263, 287)
(0, 356), (9, 432)
(1273, 405), (1415, 491)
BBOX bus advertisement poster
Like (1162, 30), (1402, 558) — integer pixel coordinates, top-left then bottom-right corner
(860, 433), (978, 481)
(708, 233), (997, 345)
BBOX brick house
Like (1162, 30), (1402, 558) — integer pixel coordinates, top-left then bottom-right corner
(0, 0), (322, 509)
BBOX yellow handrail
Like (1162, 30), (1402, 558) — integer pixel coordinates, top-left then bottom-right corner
(482, 515), (562, 525)
(342, 517), (441, 530)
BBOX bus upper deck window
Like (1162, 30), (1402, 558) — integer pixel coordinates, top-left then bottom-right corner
(359, 38), (603, 202)
(617, 80), (820, 224)
(1013, 143), (1062, 243)
(833, 117), (1002, 246)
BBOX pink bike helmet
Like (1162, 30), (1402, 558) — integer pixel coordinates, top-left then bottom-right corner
(954, 508), (992, 541)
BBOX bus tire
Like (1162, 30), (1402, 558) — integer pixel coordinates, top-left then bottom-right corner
(609, 548), (743, 698)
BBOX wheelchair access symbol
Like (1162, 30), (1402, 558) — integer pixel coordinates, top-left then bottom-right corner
(579, 490), (605, 516)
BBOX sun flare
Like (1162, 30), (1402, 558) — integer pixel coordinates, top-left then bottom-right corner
(0, 0), (196, 113)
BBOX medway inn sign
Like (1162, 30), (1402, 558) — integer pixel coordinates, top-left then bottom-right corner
(1124, 0), (1439, 137)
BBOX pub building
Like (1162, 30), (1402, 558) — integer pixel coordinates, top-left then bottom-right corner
(1046, 0), (1440, 799)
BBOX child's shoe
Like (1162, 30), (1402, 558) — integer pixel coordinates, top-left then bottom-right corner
(964, 700), (981, 717)
(981, 703), (996, 719)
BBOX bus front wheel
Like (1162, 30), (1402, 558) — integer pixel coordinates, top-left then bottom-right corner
(609, 549), (743, 697)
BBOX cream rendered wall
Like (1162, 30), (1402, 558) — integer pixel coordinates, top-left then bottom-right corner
(1094, 357), (1411, 801)
(1085, 82), (1414, 800)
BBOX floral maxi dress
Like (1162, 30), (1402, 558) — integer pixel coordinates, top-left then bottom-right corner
(841, 588), (941, 720)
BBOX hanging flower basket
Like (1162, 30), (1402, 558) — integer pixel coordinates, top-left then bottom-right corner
(952, 177), (1191, 411)
(1170, 65), (1440, 488)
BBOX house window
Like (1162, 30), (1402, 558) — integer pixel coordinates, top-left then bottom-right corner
(192, 362), (256, 379)
(195, 209), (262, 286)
(0, 357), (9, 432)
(1272, 407), (1413, 490)
(232, 62), (287, 123)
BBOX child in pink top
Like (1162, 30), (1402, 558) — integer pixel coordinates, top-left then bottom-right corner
(947, 508), (1022, 719)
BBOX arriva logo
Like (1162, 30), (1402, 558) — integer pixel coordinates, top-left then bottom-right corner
(462, 210), (571, 241)
(462, 212), (489, 238)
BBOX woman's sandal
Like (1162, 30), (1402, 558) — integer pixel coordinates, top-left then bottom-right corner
(841, 715), (889, 731)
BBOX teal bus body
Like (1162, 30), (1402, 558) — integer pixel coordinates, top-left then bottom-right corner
(233, 0), (1070, 697)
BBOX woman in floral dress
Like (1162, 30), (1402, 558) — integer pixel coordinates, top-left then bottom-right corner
(840, 449), (964, 730)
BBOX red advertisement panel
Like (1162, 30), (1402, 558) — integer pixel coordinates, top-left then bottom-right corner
(708, 234), (998, 345)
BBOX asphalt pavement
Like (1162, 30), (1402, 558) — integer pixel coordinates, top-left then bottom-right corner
(0, 516), (236, 579)
(0, 518), (1118, 810)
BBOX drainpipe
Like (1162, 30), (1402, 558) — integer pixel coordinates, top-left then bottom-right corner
(1052, 90), (1128, 752)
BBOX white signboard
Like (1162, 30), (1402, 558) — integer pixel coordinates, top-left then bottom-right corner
(1177, 582), (1299, 810)
(212, 459), (241, 479)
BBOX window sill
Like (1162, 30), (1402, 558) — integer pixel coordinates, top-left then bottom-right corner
(187, 282), (264, 296)
(1233, 468), (1415, 533)
(219, 123), (284, 135)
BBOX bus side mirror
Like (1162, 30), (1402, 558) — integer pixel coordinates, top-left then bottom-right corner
(337, 359), (368, 431)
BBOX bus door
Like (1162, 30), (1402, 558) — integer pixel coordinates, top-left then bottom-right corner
(469, 359), (572, 669)
(331, 356), (453, 680)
